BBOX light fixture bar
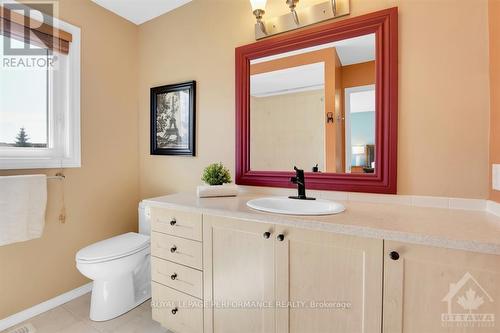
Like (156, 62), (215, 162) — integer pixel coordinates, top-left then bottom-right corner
(286, 0), (300, 25)
(253, 8), (267, 34)
(254, 0), (350, 40)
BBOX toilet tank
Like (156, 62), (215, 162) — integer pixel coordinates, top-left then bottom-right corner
(138, 202), (151, 236)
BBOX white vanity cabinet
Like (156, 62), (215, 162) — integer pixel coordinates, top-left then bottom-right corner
(383, 241), (500, 333)
(202, 214), (383, 333)
(203, 215), (276, 333)
(150, 207), (204, 333)
(274, 225), (383, 333)
(149, 204), (500, 333)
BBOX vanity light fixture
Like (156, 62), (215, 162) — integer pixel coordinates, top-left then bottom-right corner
(250, 0), (268, 35)
(250, 0), (350, 40)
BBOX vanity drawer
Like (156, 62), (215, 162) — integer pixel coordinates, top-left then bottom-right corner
(152, 282), (203, 333)
(152, 256), (203, 299)
(151, 232), (203, 269)
(151, 207), (202, 241)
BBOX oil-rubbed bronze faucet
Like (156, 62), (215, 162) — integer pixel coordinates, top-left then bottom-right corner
(289, 166), (316, 200)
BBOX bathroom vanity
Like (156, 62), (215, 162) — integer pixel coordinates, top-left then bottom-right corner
(145, 193), (500, 333)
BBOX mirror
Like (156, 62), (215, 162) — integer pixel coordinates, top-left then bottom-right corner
(250, 33), (376, 174)
(236, 8), (398, 194)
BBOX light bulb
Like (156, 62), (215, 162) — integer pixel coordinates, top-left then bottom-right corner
(249, 0), (267, 12)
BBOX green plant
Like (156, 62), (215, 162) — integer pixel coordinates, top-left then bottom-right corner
(201, 162), (232, 186)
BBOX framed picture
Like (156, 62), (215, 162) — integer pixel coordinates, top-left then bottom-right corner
(150, 81), (196, 156)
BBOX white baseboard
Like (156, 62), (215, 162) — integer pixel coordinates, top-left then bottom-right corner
(487, 200), (500, 217)
(0, 283), (92, 331)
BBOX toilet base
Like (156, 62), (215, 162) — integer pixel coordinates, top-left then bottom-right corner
(89, 274), (151, 321)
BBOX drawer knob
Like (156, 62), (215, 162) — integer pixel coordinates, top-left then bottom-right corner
(263, 232), (271, 239)
(389, 251), (400, 261)
(171, 273), (177, 280)
(171, 307), (178, 315)
(170, 246), (177, 253)
(170, 218), (177, 226)
(277, 234), (285, 241)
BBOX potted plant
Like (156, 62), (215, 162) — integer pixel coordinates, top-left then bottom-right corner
(197, 162), (238, 198)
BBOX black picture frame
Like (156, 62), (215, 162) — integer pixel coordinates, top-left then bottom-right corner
(150, 81), (196, 156)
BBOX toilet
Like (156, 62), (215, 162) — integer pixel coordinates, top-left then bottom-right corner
(75, 203), (151, 321)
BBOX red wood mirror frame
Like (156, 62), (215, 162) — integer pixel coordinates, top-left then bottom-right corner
(235, 8), (398, 194)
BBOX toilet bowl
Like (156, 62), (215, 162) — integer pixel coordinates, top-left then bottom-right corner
(76, 232), (151, 321)
(75, 203), (152, 321)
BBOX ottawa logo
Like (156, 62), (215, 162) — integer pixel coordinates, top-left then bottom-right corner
(441, 272), (495, 328)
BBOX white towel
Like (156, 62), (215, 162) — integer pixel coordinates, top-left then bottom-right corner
(197, 184), (239, 198)
(0, 175), (47, 246)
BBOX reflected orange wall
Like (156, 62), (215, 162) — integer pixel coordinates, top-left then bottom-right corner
(342, 61), (376, 88)
(489, 0), (500, 202)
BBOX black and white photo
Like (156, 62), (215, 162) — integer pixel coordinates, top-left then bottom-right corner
(150, 81), (196, 155)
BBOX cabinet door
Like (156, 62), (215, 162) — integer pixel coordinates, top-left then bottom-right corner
(383, 241), (500, 333)
(203, 215), (276, 333)
(275, 227), (383, 333)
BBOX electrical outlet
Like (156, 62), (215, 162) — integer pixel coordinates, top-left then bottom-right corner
(493, 164), (500, 191)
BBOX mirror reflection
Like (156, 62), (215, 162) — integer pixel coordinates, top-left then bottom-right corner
(250, 33), (376, 174)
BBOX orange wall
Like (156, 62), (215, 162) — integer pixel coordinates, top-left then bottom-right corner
(489, 0), (500, 203)
(342, 61), (376, 88)
(250, 48), (335, 74)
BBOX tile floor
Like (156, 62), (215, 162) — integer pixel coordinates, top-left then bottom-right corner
(3, 293), (169, 333)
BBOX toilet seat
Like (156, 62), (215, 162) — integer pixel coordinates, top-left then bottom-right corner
(76, 232), (150, 264)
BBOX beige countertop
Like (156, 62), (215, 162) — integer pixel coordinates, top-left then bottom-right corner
(143, 193), (500, 255)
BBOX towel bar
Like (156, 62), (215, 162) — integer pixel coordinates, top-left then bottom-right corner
(47, 173), (65, 180)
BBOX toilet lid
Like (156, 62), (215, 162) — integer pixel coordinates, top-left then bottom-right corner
(76, 232), (150, 263)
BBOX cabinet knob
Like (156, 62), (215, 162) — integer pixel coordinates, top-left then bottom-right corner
(389, 251), (400, 261)
(170, 245), (177, 253)
(171, 307), (178, 315)
(170, 218), (177, 226)
(277, 234), (285, 241)
(263, 232), (271, 239)
(171, 273), (177, 280)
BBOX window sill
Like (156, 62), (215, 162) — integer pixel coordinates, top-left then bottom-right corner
(0, 157), (81, 170)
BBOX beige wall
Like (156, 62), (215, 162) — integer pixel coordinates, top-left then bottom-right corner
(489, 0), (500, 203)
(138, 0), (490, 199)
(0, 0), (139, 318)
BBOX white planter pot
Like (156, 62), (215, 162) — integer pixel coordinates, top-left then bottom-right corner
(196, 184), (238, 198)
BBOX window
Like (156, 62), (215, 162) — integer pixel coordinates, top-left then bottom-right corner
(1, 37), (49, 149)
(0, 3), (80, 169)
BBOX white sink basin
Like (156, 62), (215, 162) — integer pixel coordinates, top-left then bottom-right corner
(246, 197), (345, 216)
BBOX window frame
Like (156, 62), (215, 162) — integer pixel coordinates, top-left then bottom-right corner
(0, 15), (81, 170)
